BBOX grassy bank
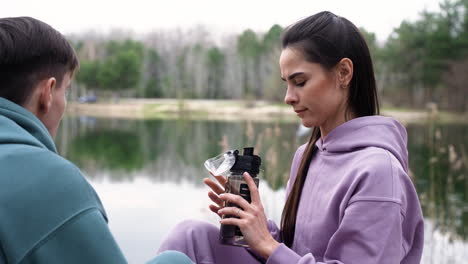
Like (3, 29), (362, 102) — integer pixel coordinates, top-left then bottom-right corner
(66, 99), (468, 124)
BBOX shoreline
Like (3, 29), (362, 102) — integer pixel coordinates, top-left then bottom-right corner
(66, 99), (468, 124)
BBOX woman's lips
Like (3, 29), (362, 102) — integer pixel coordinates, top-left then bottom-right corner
(294, 108), (307, 117)
(294, 108), (307, 114)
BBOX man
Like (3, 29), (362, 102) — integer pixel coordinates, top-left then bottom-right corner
(0, 17), (192, 264)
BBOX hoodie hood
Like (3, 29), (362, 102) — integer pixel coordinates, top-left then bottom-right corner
(0, 97), (57, 153)
(316, 116), (408, 172)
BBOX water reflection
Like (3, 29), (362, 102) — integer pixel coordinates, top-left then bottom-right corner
(407, 122), (468, 243)
(55, 116), (467, 263)
(57, 118), (305, 188)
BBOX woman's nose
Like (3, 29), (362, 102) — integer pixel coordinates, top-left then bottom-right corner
(284, 86), (298, 105)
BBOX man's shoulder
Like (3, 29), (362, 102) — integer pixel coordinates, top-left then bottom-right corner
(0, 145), (108, 264)
(1, 143), (82, 182)
(5, 146), (100, 199)
(0, 144), (106, 225)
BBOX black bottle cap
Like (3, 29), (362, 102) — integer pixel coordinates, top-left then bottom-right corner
(230, 147), (261, 176)
(243, 147), (254, 156)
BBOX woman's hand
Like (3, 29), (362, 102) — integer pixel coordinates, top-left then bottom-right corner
(218, 172), (280, 259)
(203, 172), (227, 216)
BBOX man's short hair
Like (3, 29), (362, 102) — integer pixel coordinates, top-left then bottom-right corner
(0, 17), (79, 105)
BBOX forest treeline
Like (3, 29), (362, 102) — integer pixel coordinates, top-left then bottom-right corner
(70, 0), (468, 111)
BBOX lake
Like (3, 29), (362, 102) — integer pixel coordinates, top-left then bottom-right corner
(55, 116), (467, 263)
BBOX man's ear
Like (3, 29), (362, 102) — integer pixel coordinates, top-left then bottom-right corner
(38, 77), (56, 114)
(336, 58), (353, 89)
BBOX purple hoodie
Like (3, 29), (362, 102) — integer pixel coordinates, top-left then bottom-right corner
(266, 116), (424, 264)
(158, 116), (424, 264)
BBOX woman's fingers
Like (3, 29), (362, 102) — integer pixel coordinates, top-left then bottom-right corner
(219, 193), (250, 210)
(205, 173), (227, 217)
(219, 217), (243, 226)
(209, 204), (222, 216)
(206, 172), (261, 220)
(210, 172), (227, 186)
(243, 172), (261, 205)
(208, 191), (224, 207)
(218, 206), (244, 218)
(203, 177), (225, 195)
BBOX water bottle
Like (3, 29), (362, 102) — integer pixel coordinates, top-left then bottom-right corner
(220, 147), (261, 247)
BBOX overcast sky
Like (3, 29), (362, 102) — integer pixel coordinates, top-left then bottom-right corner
(2, 0), (442, 41)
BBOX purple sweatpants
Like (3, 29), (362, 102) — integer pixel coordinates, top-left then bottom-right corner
(157, 220), (264, 264)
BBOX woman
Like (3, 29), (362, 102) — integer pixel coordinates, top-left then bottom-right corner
(158, 11), (424, 264)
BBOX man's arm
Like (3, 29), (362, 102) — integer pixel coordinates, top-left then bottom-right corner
(20, 208), (127, 264)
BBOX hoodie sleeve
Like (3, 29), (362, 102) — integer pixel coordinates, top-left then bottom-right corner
(267, 220), (282, 242)
(266, 200), (403, 264)
(20, 208), (128, 264)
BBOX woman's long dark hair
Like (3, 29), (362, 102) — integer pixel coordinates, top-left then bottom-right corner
(280, 11), (380, 248)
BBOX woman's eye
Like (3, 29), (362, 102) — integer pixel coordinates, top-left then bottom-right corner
(296, 81), (306, 87)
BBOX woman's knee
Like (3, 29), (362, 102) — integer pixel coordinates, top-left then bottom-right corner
(171, 219), (219, 238)
(158, 219), (219, 253)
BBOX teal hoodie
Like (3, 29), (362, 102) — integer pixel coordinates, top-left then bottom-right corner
(0, 98), (127, 264)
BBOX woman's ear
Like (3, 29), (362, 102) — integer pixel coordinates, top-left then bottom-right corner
(336, 58), (353, 89)
(38, 77), (56, 114)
